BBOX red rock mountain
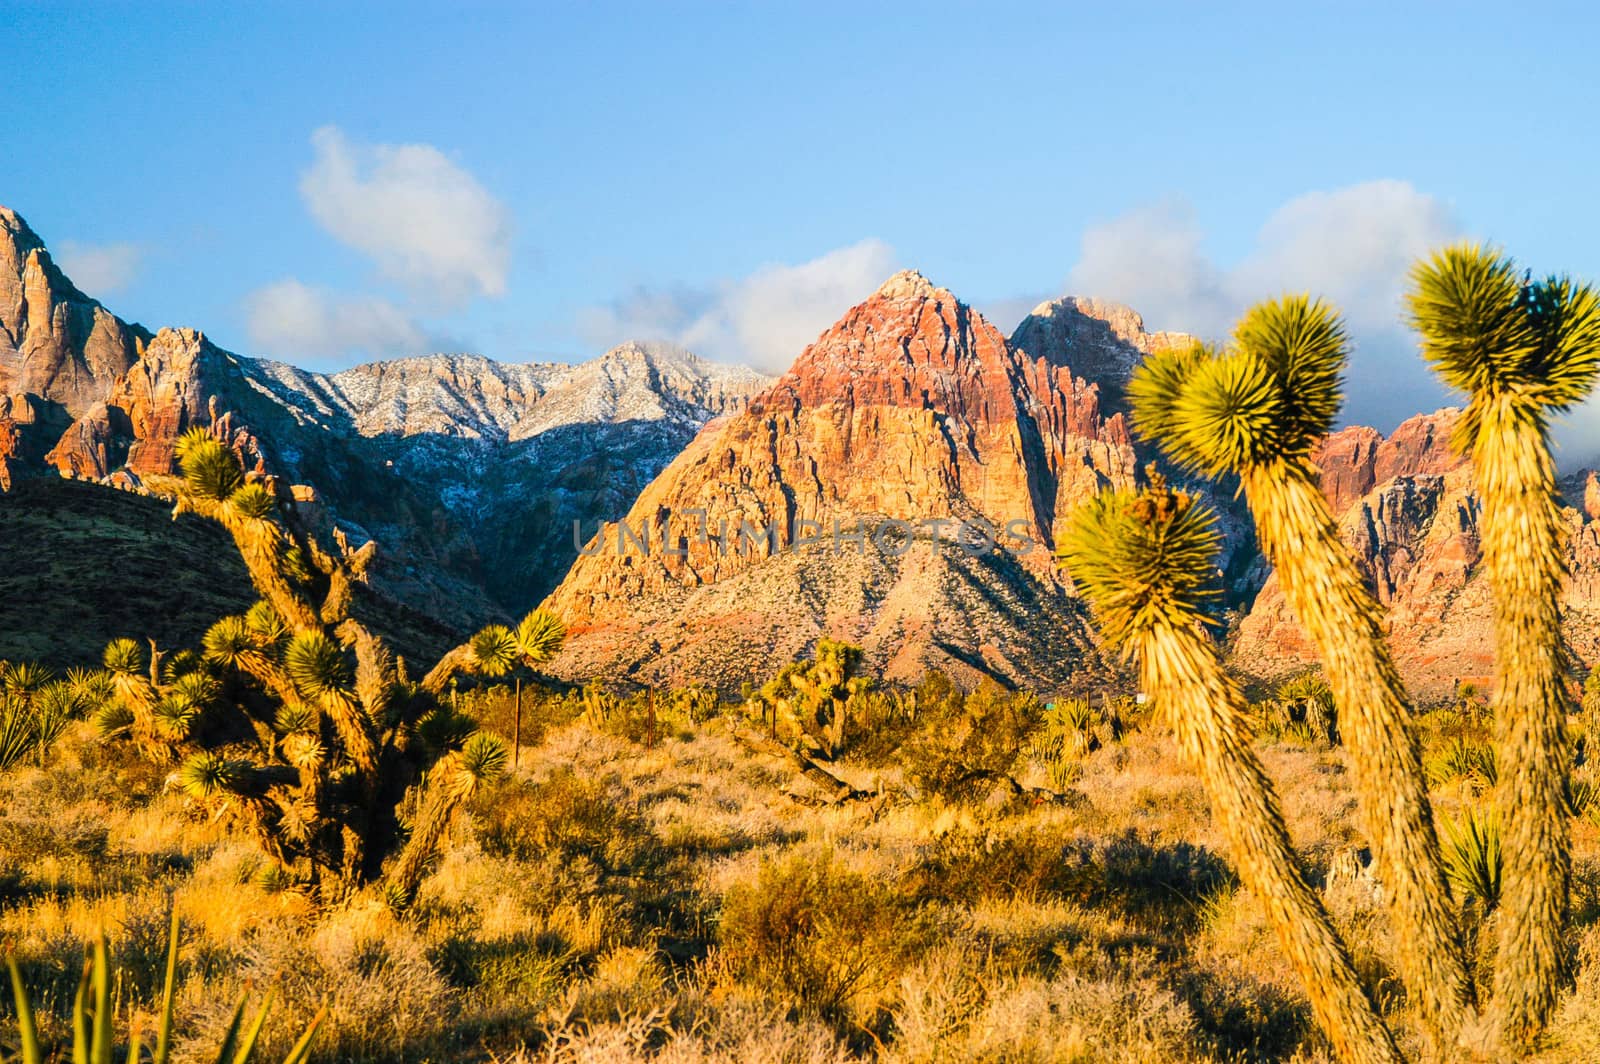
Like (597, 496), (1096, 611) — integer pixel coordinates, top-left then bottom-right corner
(544, 272), (1200, 689)
(0, 206), (767, 635)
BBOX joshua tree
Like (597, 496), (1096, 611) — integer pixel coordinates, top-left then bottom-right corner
(89, 421), (562, 901)
(1129, 298), (1471, 1046)
(1408, 245), (1600, 1046)
(451, 608), (567, 765)
(1060, 478), (1401, 1064)
(752, 639), (868, 757)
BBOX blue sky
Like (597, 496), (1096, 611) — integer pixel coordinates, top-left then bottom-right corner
(7, 1), (1600, 441)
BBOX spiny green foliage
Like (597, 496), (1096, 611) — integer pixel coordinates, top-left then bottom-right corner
(1441, 807), (1502, 912)
(1408, 243), (1600, 445)
(5, 911), (324, 1064)
(1128, 296), (1347, 473)
(0, 661), (88, 771)
(1426, 736), (1498, 791)
(92, 415), (565, 900)
(467, 609), (565, 678)
(1261, 671), (1339, 746)
(1063, 480), (1405, 1064)
(1057, 472), (1220, 647)
(1409, 245), (1599, 1047)
(750, 638), (870, 758)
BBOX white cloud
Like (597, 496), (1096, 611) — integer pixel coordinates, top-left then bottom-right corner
(1064, 180), (1464, 431)
(579, 239), (900, 372)
(299, 126), (511, 306)
(53, 240), (141, 294)
(1555, 397), (1600, 469)
(244, 278), (431, 365)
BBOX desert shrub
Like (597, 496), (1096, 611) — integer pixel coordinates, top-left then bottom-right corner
(713, 849), (926, 1026)
(0, 668), (86, 771)
(552, 945), (670, 1027)
(476, 770), (651, 875)
(204, 908), (448, 1062)
(747, 641), (869, 758)
(898, 681), (1042, 802)
(1027, 698), (1100, 789)
(533, 1004), (855, 1064)
(457, 681), (581, 748)
(905, 825), (1233, 935)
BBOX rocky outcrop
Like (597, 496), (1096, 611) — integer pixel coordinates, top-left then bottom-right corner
(0, 207), (142, 418)
(0, 393), (70, 490)
(2, 204), (769, 631)
(1234, 412), (1599, 699)
(1009, 296), (1192, 407)
(47, 327), (223, 478)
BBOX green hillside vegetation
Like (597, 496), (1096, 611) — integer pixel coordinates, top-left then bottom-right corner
(0, 478), (460, 667)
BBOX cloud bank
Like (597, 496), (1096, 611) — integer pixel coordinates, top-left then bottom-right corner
(1064, 180), (1463, 431)
(245, 279), (430, 363)
(300, 126), (512, 306)
(54, 240), (141, 294)
(579, 239), (899, 372)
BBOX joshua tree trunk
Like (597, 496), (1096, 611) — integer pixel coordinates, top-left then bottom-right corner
(513, 676), (523, 769)
(1474, 400), (1572, 1045)
(1141, 620), (1404, 1064)
(1062, 481), (1403, 1064)
(1244, 460), (1472, 1046)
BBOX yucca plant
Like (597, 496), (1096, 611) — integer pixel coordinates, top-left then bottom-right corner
(1441, 807), (1503, 913)
(4, 912), (324, 1064)
(445, 608), (566, 766)
(1409, 244), (1600, 1046)
(751, 640), (867, 758)
(1426, 736), (1498, 792)
(89, 415), (566, 901)
(385, 731), (510, 905)
(1061, 478), (1401, 1064)
(1277, 671), (1338, 745)
(1130, 299), (1472, 1047)
(0, 676), (84, 771)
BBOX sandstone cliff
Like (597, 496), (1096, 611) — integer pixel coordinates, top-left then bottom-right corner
(1233, 409), (1599, 698)
(0, 207), (142, 418)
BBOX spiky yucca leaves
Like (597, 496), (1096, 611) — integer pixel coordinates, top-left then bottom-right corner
(1061, 480), (1401, 1064)
(174, 432), (321, 632)
(423, 608), (569, 694)
(5, 913), (325, 1064)
(1409, 245), (1600, 1046)
(1442, 807), (1503, 914)
(1131, 298), (1472, 1047)
(386, 733), (510, 905)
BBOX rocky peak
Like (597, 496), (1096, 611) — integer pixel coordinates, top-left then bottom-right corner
(1009, 295), (1194, 398)
(1585, 471), (1600, 522)
(1314, 408), (1466, 515)
(0, 205), (142, 417)
(873, 268), (940, 302)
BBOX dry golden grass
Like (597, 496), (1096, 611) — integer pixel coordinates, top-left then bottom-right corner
(1, 688), (1597, 1062)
